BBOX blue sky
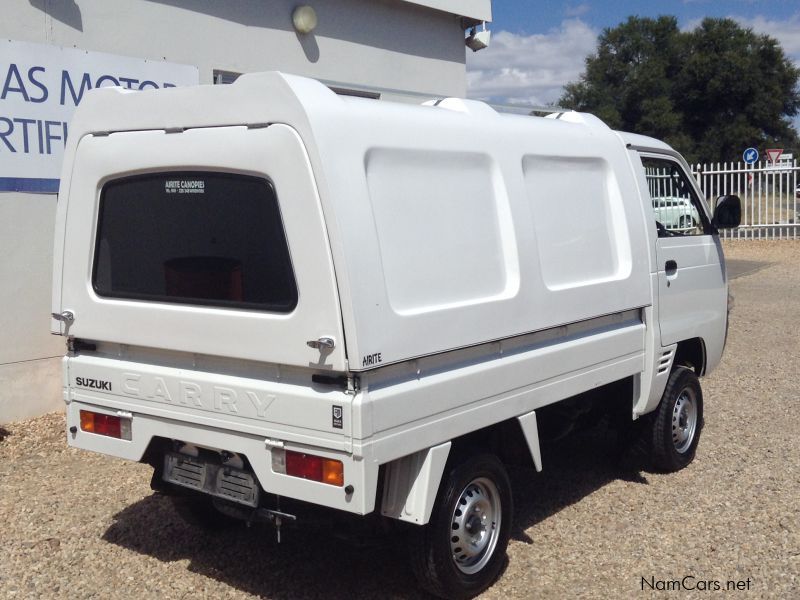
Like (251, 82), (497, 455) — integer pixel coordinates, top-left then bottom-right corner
(488, 0), (800, 37)
(466, 0), (800, 121)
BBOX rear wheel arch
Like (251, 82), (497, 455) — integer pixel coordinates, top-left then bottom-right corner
(379, 418), (534, 527)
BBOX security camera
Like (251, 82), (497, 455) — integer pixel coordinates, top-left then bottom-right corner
(466, 25), (491, 52)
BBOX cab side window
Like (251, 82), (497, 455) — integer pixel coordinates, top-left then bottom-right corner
(641, 157), (708, 237)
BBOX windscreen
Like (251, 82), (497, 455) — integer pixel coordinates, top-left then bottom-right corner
(93, 172), (297, 312)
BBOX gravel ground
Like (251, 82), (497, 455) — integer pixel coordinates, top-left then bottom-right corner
(1, 240), (798, 599)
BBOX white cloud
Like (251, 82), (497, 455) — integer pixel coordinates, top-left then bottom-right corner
(681, 13), (800, 63)
(734, 14), (800, 132)
(680, 17), (703, 32)
(565, 3), (591, 18)
(466, 19), (598, 106)
(735, 14), (800, 63)
(466, 12), (800, 109)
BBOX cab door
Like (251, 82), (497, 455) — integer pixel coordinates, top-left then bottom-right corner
(638, 154), (728, 369)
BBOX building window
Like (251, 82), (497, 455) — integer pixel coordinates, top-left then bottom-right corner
(327, 86), (380, 99)
(213, 70), (241, 85)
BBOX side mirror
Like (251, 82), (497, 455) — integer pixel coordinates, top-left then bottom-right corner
(712, 194), (741, 229)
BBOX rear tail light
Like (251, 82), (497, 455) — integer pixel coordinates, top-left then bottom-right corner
(79, 410), (132, 440)
(271, 449), (343, 486)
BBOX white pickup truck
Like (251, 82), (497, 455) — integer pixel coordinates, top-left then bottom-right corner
(52, 72), (740, 599)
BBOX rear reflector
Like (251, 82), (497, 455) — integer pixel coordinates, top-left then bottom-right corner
(272, 449), (343, 486)
(79, 410), (132, 440)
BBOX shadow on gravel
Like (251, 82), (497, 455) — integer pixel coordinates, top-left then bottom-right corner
(726, 258), (772, 280)
(103, 493), (429, 599)
(510, 424), (649, 542)
(0, 426), (10, 442)
(102, 426), (647, 598)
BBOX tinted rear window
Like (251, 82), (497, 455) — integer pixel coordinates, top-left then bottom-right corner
(93, 172), (297, 312)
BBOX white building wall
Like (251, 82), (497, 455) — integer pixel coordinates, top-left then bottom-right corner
(0, 0), (490, 423)
(0, 193), (63, 421)
(6, 0), (471, 93)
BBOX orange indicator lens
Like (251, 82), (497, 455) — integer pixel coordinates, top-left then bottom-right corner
(322, 458), (344, 487)
(285, 450), (343, 486)
(79, 410), (96, 433)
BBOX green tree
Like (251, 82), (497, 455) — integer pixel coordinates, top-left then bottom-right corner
(560, 16), (800, 164)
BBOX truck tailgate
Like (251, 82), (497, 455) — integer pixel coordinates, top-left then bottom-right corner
(67, 353), (353, 452)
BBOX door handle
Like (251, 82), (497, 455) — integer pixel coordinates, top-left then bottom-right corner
(307, 336), (336, 350)
(665, 260), (678, 277)
(51, 310), (75, 325)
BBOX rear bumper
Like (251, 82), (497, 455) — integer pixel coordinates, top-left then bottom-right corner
(66, 398), (379, 515)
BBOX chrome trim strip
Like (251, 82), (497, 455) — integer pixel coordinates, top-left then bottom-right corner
(357, 307), (645, 376)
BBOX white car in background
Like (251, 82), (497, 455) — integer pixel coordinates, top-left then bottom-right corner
(652, 196), (702, 231)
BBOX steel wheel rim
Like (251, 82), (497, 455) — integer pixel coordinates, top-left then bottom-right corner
(672, 387), (698, 453)
(449, 477), (501, 575)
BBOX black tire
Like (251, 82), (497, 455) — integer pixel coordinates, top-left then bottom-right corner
(170, 494), (240, 531)
(409, 454), (512, 599)
(650, 366), (704, 472)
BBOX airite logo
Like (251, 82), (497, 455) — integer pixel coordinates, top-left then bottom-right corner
(362, 352), (382, 368)
(75, 377), (112, 392)
(164, 179), (205, 194)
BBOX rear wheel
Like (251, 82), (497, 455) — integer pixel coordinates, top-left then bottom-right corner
(409, 453), (512, 599)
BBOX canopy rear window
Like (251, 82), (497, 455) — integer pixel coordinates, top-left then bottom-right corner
(93, 172), (297, 312)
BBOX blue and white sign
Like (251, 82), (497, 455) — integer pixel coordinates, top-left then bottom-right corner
(1, 40), (199, 193)
(743, 147), (759, 165)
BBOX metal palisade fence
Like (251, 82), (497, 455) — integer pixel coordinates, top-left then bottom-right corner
(691, 159), (799, 240)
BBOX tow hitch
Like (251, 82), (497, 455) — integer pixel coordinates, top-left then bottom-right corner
(212, 495), (298, 543)
(250, 507), (298, 543)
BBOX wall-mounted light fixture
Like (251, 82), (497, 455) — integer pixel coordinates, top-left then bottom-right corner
(466, 22), (491, 52)
(292, 5), (318, 34)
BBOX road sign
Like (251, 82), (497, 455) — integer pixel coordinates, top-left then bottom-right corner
(743, 147), (758, 164)
(765, 148), (783, 163)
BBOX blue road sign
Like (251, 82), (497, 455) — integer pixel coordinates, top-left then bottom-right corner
(743, 147), (759, 164)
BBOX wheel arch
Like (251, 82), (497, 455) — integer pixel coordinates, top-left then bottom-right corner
(379, 415), (541, 525)
(674, 337), (707, 375)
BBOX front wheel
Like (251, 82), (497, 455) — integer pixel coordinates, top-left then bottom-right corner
(409, 453), (512, 599)
(650, 366), (704, 472)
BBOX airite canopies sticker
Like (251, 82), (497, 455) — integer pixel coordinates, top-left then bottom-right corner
(332, 405), (343, 429)
(165, 179), (205, 194)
